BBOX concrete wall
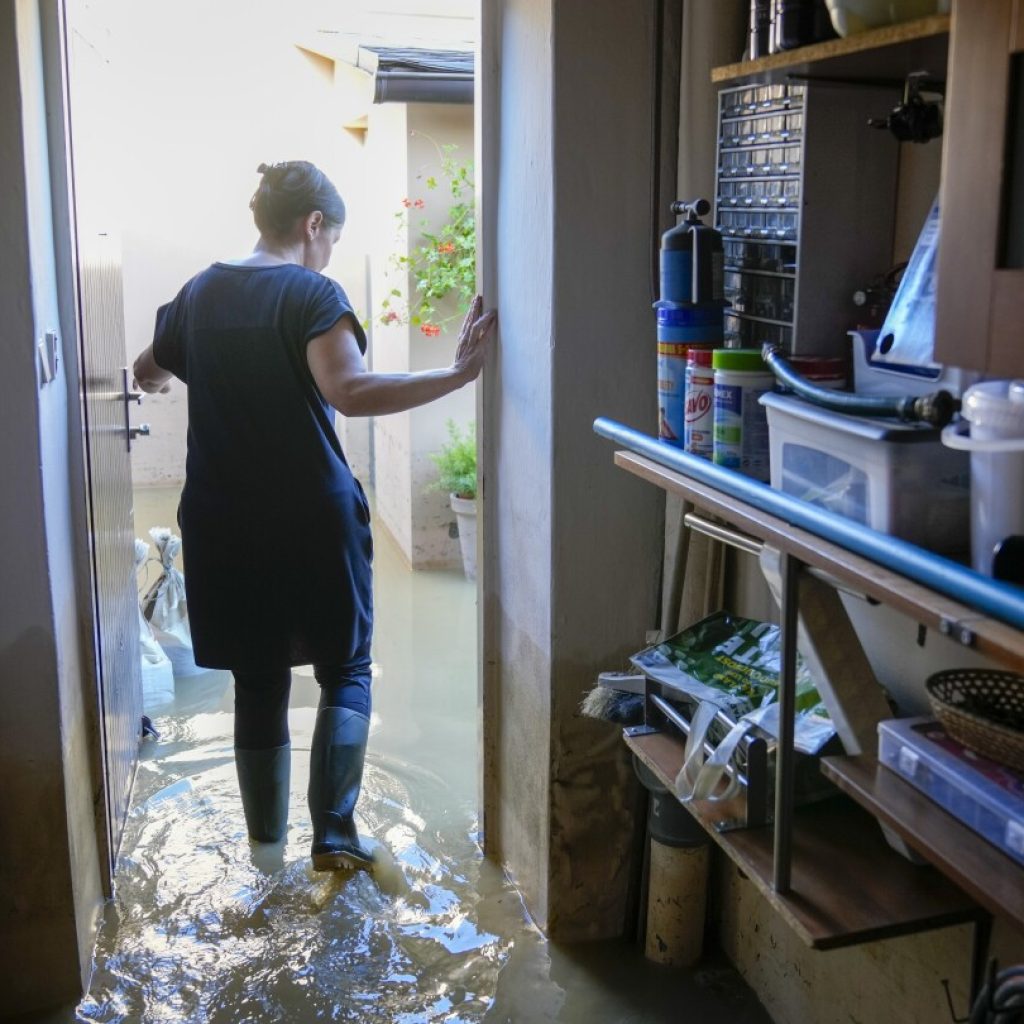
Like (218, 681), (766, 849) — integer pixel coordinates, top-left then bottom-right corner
(368, 101), (475, 569)
(0, 0), (106, 1013)
(480, 0), (664, 940)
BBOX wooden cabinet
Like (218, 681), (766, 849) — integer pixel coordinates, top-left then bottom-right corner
(934, 0), (1024, 375)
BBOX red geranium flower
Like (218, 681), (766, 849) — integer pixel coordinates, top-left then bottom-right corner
(420, 323), (441, 337)
(402, 198), (412, 208)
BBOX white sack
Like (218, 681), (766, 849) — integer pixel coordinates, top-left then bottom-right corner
(142, 527), (205, 677)
(135, 538), (175, 709)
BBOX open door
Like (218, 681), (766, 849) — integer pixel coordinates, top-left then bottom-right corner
(63, 0), (143, 887)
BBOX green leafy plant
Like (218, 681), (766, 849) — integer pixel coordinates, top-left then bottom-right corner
(378, 140), (476, 337)
(429, 420), (477, 500)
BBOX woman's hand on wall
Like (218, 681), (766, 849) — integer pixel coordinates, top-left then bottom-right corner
(451, 295), (497, 385)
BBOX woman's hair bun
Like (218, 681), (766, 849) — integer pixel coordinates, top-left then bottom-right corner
(249, 160), (346, 237)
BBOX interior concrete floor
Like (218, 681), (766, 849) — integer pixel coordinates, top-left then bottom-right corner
(20, 485), (770, 1024)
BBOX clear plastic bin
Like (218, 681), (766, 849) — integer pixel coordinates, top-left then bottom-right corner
(724, 272), (795, 320)
(718, 208), (799, 240)
(720, 83), (805, 119)
(723, 239), (797, 274)
(878, 717), (1024, 866)
(761, 392), (969, 554)
(723, 313), (792, 349)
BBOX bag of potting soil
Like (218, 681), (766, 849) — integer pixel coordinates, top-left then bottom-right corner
(135, 537), (175, 709)
(142, 527), (204, 677)
(630, 611), (834, 755)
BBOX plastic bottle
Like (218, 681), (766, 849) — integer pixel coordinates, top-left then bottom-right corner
(713, 348), (775, 480)
(685, 348), (716, 458)
(657, 310), (721, 448)
(941, 380), (1024, 576)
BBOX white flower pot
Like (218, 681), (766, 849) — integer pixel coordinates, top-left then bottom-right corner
(450, 493), (477, 581)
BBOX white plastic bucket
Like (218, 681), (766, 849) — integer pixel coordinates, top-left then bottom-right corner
(824, 0), (942, 37)
(942, 381), (1024, 576)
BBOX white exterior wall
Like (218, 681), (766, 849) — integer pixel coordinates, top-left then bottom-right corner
(111, 0), (368, 486)
(368, 101), (475, 569)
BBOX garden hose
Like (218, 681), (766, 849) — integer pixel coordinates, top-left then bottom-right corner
(760, 344), (958, 428)
(970, 964), (1024, 1023)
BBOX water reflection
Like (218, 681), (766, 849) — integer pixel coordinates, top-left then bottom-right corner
(81, 489), (769, 1024)
(80, 690), (514, 1024)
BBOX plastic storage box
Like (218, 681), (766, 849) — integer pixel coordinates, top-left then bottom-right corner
(878, 717), (1024, 866)
(760, 391), (969, 555)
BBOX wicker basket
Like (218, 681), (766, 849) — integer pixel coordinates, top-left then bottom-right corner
(926, 669), (1024, 772)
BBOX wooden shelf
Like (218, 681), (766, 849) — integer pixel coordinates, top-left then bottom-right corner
(626, 730), (980, 950)
(712, 14), (950, 85)
(822, 754), (1024, 932)
(614, 450), (1024, 674)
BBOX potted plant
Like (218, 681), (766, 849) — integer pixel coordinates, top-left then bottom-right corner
(430, 420), (477, 580)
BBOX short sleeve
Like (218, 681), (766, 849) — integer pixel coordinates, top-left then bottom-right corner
(305, 277), (367, 354)
(152, 286), (188, 381)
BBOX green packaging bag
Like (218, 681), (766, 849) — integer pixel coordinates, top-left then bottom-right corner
(630, 611), (834, 754)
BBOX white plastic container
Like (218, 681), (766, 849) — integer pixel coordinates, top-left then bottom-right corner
(825, 0), (941, 37)
(878, 717), (1024, 866)
(684, 347), (715, 458)
(713, 348), (774, 482)
(942, 380), (1024, 576)
(761, 392), (969, 554)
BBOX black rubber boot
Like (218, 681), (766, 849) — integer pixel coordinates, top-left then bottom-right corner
(235, 744), (291, 843)
(308, 707), (374, 870)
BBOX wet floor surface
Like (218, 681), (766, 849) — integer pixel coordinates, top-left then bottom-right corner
(70, 487), (771, 1024)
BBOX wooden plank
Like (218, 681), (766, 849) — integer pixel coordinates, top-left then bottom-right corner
(934, 0), (1015, 372)
(626, 730), (980, 949)
(614, 450), (1024, 673)
(759, 546), (892, 756)
(822, 754), (1024, 931)
(989, 270), (1024, 375)
(711, 14), (949, 84)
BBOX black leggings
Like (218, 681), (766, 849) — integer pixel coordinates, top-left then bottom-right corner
(233, 661), (372, 749)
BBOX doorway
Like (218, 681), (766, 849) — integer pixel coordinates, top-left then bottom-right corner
(69, 0), (502, 1017)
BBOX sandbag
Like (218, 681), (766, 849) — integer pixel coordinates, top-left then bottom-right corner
(142, 527), (205, 677)
(135, 538), (175, 709)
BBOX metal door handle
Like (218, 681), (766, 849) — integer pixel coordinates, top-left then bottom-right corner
(121, 367), (150, 451)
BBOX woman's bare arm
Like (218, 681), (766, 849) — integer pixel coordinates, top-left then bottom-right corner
(133, 345), (173, 394)
(307, 296), (496, 417)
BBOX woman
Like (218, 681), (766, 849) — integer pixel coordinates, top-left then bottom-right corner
(133, 160), (495, 871)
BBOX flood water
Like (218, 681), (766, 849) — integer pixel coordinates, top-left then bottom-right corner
(74, 487), (769, 1024)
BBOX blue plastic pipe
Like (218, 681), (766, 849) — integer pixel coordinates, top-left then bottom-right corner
(593, 417), (1024, 632)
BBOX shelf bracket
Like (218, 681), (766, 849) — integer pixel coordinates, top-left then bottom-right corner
(773, 550), (801, 893)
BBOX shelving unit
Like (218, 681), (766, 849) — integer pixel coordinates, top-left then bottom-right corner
(596, 423), (1024, 978)
(822, 754), (1024, 931)
(711, 15), (950, 86)
(712, 18), (944, 356)
(627, 730), (980, 949)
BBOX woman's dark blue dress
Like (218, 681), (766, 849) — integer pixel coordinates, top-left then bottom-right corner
(152, 262), (372, 672)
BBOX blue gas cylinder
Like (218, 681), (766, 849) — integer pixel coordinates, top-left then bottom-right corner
(655, 199), (726, 447)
